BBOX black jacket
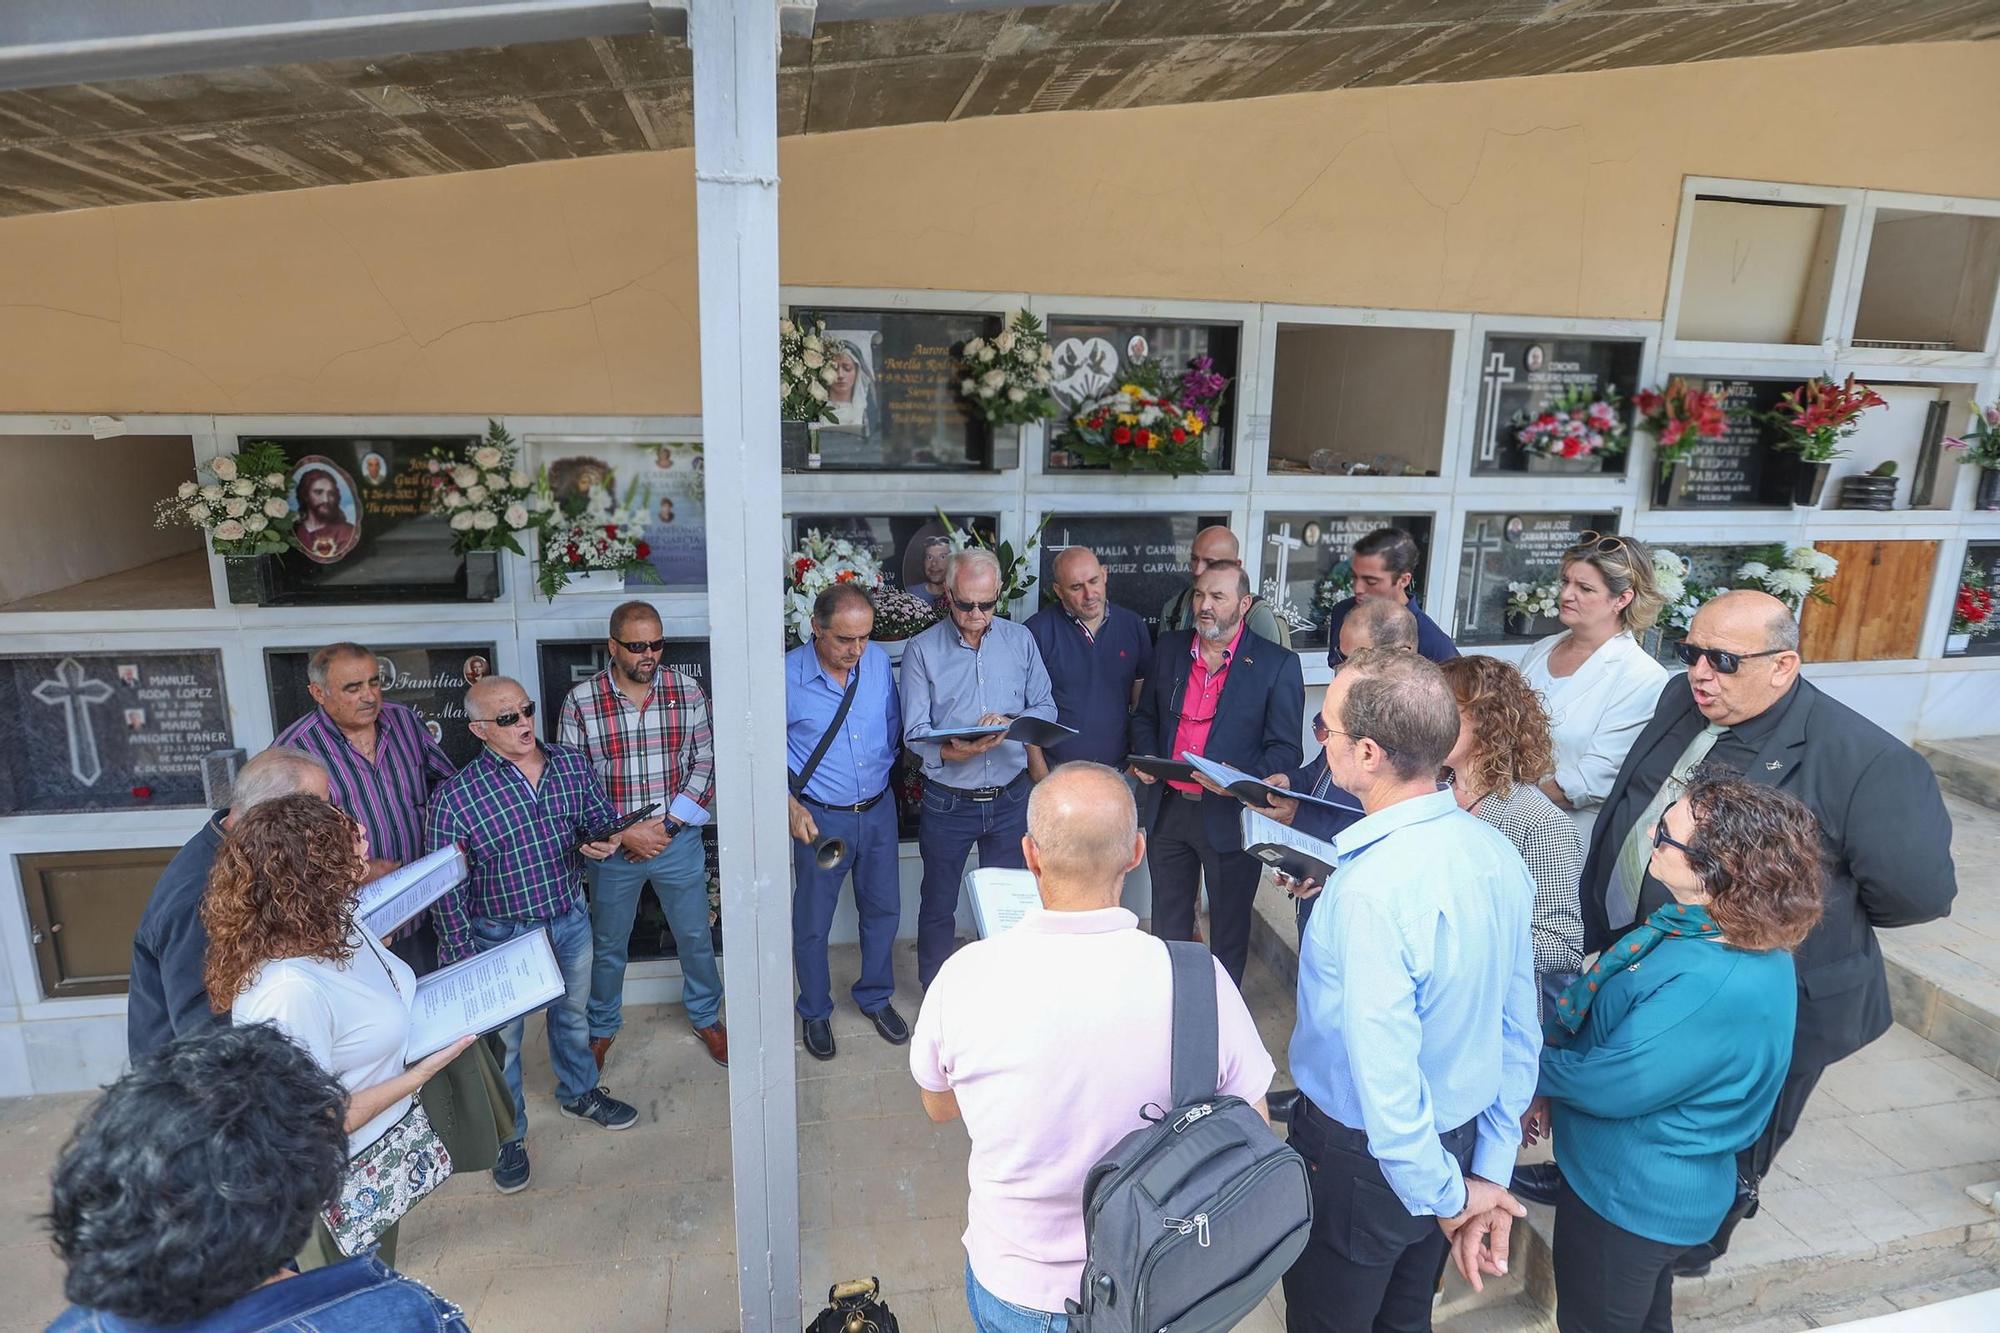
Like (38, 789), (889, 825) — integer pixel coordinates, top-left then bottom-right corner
(1129, 628), (1304, 852)
(127, 813), (230, 1060)
(1580, 676), (1957, 1070)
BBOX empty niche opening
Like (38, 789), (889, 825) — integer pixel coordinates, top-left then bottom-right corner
(1676, 196), (1845, 346)
(1852, 209), (2000, 353)
(1268, 324), (1450, 477)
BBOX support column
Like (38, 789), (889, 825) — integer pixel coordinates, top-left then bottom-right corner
(689, 2), (798, 1329)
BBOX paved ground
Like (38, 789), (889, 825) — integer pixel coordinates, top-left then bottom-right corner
(1882, 795), (2000, 1080)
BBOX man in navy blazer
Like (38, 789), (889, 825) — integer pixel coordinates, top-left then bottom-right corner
(1129, 562), (1304, 984)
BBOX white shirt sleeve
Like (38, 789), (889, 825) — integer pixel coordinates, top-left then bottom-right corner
(234, 968), (339, 1071)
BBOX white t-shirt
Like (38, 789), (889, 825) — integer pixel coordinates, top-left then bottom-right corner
(234, 928), (416, 1154)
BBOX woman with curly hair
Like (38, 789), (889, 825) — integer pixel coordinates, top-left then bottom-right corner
(203, 794), (471, 1267)
(1517, 773), (1824, 1333)
(1439, 655), (1585, 1017)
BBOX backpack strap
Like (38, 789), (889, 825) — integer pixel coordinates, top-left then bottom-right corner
(1165, 940), (1220, 1108)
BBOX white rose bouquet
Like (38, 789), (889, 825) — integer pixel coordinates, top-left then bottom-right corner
(1735, 543), (1838, 611)
(423, 419), (539, 556)
(785, 530), (884, 643)
(1506, 579), (1561, 626)
(1650, 548), (1720, 632)
(533, 470), (657, 598)
(780, 316), (839, 424)
(955, 311), (1060, 427)
(153, 440), (296, 558)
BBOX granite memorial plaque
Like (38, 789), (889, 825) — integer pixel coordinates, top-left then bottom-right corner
(1261, 514), (1435, 651)
(1, 651), (232, 815)
(1045, 316), (1240, 471)
(536, 438), (707, 592)
(786, 307), (1000, 471)
(1455, 511), (1619, 644)
(789, 513), (1000, 611)
(1660, 379), (1793, 508)
(265, 643), (496, 769)
(1470, 335), (1642, 475)
(1951, 542), (2000, 659)
(1037, 512), (1232, 638)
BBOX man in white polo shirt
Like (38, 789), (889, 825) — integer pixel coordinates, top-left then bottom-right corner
(911, 761), (1275, 1329)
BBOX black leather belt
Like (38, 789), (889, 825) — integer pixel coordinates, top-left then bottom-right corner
(925, 773), (1028, 803)
(802, 788), (888, 813)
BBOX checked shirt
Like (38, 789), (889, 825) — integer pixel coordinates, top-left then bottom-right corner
(425, 743), (618, 965)
(556, 666), (716, 817)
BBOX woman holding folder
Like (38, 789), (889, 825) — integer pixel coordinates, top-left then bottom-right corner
(203, 794), (474, 1267)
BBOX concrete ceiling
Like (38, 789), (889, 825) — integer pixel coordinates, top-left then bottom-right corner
(1, 0), (1997, 218)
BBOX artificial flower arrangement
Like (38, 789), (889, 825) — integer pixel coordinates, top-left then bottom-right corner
(1055, 354), (1228, 476)
(1505, 579), (1561, 627)
(1310, 561), (1355, 626)
(1944, 400), (2000, 470)
(422, 420), (539, 556)
(1735, 544), (1839, 610)
(785, 530), (884, 643)
(935, 509), (1050, 609)
(780, 316), (841, 424)
(868, 587), (942, 642)
(1512, 386), (1631, 464)
(1952, 558), (1995, 640)
(956, 312), (1060, 426)
(1634, 379), (1731, 478)
(532, 471), (656, 599)
(154, 441), (298, 558)
(1648, 547), (1715, 633)
(1768, 374), (1887, 462)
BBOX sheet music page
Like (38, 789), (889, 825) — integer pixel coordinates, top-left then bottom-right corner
(356, 846), (467, 939)
(964, 867), (1042, 938)
(405, 929), (564, 1060)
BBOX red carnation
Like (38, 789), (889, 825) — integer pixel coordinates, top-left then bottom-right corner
(604, 524), (618, 537)
(1137, 429), (1153, 448)
(634, 541), (651, 559)
(1171, 428), (1187, 444)
(1537, 413), (1558, 428)
(1112, 426), (1133, 445)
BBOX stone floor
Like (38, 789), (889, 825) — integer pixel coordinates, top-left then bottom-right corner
(1881, 795), (2000, 1080)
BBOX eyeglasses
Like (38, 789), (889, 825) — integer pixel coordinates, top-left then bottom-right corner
(1571, 531), (1633, 556)
(479, 701), (536, 728)
(951, 598), (998, 614)
(615, 638), (667, 654)
(1674, 642), (1787, 675)
(1652, 804), (1695, 855)
(1311, 713), (1329, 742)
(1315, 713), (1398, 755)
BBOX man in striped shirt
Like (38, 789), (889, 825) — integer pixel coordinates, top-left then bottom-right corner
(558, 601), (725, 1071)
(276, 642), (458, 973)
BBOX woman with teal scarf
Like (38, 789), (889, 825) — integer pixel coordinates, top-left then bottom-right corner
(1527, 772), (1825, 1332)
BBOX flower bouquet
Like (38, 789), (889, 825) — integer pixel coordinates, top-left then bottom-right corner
(869, 587), (941, 643)
(155, 441), (299, 559)
(533, 472), (656, 599)
(936, 509), (1050, 609)
(1055, 354), (1227, 476)
(1505, 580), (1560, 635)
(780, 316), (840, 424)
(1634, 379), (1730, 483)
(1512, 387), (1629, 472)
(1948, 560), (1995, 653)
(1310, 561), (1355, 626)
(1735, 544), (1838, 613)
(1944, 400), (2000, 510)
(1769, 375), (1887, 462)
(1650, 547), (1721, 637)
(423, 420), (539, 556)
(956, 312), (1060, 427)
(786, 530), (884, 643)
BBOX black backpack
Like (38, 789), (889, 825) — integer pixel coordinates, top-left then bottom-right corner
(805, 1277), (899, 1333)
(1067, 942), (1313, 1332)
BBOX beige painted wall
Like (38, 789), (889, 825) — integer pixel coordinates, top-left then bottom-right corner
(0, 41), (1997, 416)
(0, 436), (201, 602)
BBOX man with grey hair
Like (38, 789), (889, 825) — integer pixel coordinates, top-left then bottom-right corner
(126, 746), (331, 1059)
(900, 546), (1058, 987)
(911, 762), (1275, 1326)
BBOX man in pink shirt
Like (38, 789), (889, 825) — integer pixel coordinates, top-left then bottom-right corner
(911, 762), (1276, 1330)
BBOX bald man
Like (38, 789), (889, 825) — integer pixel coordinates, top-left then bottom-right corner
(1025, 545), (1150, 775)
(911, 762), (1275, 1326)
(1159, 525), (1291, 647)
(1517, 590), (1957, 1273)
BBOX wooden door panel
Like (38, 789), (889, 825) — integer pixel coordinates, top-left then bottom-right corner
(1799, 540), (1937, 663)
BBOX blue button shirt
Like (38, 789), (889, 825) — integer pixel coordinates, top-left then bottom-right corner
(1280, 753), (1364, 845)
(1024, 602), (1150, 768)
(785, 640), (901, 807)
(900, 616), (1057, 787)
(1325, 596), (1459, 666)
(1291, 789), (1539, 1218)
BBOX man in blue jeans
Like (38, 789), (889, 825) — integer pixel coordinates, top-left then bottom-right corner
(429, 675), (640, 1194)
(559, 601), (727, 1071)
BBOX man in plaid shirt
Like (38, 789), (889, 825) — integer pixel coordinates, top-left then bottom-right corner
(558, 601), (725, 1071)
(427, 674), (639, 1195)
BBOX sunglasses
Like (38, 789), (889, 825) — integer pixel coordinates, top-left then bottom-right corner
(1571, 530), (1632, 556)
(1652, 805), (1695, 856)
(615, 638), (668, 654)
(479, 701), (536, 728)
(1674, 642), (1787, 675)
(1313, 712), (1398, 755)
(951, 598), (999, 614)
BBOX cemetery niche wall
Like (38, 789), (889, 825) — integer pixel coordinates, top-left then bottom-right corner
(783, 307), (1001, 471)
(1045, 316), (1240, 472)
(1036, 512), (1230, 637)
(1260, 513), (1437, 650)
(1456, 511), (1620, 646)
(535, 437), (709, 591)
(1946, 542), (2000, 658)
(789, 512), (1000, 612)
(265, 644), (495, 768)
(1268, 324), (1450, 477)
(1471, 334), (1641, 476)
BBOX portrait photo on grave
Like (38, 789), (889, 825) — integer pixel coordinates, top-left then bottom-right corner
(1455, 510), (1620, 645)
(0, 651), (232, 815)
(255, 436), (474, 603)
(1044, 316), (1240, 471)
(538, 437), (707, 591)
(289, 456), (361, 564)
(1262, 513), (1435, 650)
(789, 513), (1000, 610)
(1036, 512), (1231, 636)
(265, 644), (496, 769)
(787, 307), (1000, 470)
(1470, 333), (1642, 475)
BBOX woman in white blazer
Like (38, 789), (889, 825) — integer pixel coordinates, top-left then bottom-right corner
(1518, 532), (1670, 845)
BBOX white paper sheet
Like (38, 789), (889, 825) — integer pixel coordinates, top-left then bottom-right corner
(355, 845), (467, 940)
(405, 928), (565, 1060)
(1239, 808), (1341, 882)
(1185, 751), (1360, 814)
(964, 867), (1042, 938)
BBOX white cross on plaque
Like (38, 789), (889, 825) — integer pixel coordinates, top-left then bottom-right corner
(1478, 352), (1517, 463)
(1264, 524), (1317, 632)
(1043, 528), (1076, 556)
(1460, 518), (1509, 630)
(33, 657), (115, 786)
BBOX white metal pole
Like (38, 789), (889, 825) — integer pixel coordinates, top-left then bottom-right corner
(688, 1), (799, 1328)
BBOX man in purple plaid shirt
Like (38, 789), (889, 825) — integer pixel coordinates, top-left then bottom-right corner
(426, 674), (639, 1195)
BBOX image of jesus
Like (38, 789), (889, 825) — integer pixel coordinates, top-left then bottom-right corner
(293, 465), (360, 564)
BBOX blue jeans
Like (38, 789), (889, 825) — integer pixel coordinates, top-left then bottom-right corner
(916, 776), (1028, 987)
(965, 1263), (1069, 1333)
(792, 795), (900, 1020)
(585, 829), (720, 1032)
(467, 902), (597, 1143)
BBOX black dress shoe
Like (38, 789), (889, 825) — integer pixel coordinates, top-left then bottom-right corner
(1267, 1088), (1303, 1124)
(1671, 1246), (1716, 1278)
(865, 1003), (910, 1046)
(1509, 1161), (1563, 1206)
(803, 1017), (836, 1061)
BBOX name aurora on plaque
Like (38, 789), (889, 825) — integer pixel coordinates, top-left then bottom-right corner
(784, 307), (1002, 471)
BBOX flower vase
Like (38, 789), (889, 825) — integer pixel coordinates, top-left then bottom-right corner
(556, 568), (625, 596)
(1525, 454), (1599, 475)
(1977, 468), (2000, 512)
(1504, 611), (1537, 637)
(222, 555), (278, 606)
(1653, 462), (1686, 508)
(461, 551), (501, 602)
(806, 423), (823, 471)
(1946, 632), (1972, 655)
(1792, 461), (1832, 508)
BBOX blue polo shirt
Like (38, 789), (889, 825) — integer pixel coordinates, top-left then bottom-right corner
(1024, 601), (1150, 768)
(1325, 596), (1459, 667)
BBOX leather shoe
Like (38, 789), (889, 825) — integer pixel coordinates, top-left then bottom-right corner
(1267, 1087), (1302, 1124)
(1672, 1245), (1716, 1278)
(588, 1035), (614, 1071)
(803, 1017), (836, 1061)
(1509, 1161), (1563, 1206)
(866, 1003), (910, 1046)
(693, 1022), (728, 1067)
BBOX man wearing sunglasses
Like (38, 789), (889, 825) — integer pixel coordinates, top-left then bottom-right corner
(1516, 589), (1957, 1275)
(901, 547), (1058, 988)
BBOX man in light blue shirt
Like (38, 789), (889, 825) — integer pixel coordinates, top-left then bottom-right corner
(900, 547), (1057, 987)
(786, 583), (905, 1061)
(1283, 647), (1538, 1333)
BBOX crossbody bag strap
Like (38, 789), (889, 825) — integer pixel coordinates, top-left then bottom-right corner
(1165, 939), (1220, 1108)
(788, 666), (861, 796)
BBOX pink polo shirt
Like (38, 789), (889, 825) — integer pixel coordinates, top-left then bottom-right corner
(910, 906), (1276, 1313)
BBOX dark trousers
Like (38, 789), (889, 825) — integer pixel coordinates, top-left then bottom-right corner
(1281, 1098), (1475, 1333)
(916, 775), (1029, 987)
(1148, 792), (1263, 986)
(1553, 1177), (1682, 1333)
(792, 795), (900, 1021)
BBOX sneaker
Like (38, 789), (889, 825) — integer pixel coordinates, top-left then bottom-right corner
(560, 1086), (639, 1131)
(492, 1140), (530, 1194)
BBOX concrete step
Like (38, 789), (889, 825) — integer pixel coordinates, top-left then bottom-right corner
(1917, 737), (2000, 813)
(1881, 794), (2000, 1080)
